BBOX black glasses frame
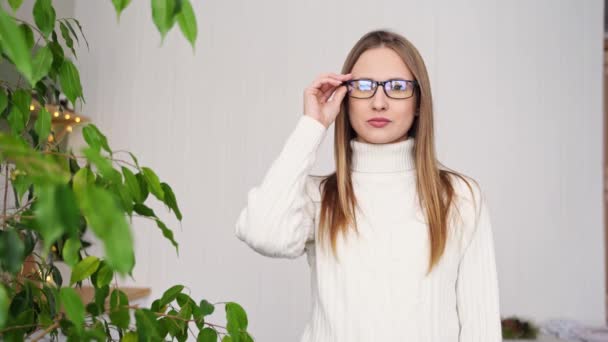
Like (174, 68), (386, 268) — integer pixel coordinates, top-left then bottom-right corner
(342, 78), (419, 99)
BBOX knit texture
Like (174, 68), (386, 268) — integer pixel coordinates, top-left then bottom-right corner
(235, 115), (502, 341)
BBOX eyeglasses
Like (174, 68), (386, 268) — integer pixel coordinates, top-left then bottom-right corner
(342, 78), (419, 99)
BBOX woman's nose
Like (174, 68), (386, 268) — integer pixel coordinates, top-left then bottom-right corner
(371, 86), (388, 111)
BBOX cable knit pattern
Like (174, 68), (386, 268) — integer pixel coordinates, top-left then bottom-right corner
(235, 115), (502, 341)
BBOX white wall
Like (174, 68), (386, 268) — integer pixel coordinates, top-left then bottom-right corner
(70, 0), (605, 340)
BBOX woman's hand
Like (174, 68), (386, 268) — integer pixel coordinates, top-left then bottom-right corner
(303, 72), (352, 128)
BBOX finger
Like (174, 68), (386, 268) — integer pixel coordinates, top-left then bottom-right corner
(327, 85), (348, 103)
(320, 85), (339, 103)
(321, 81), (348, 103)
(311, 77), (343, 91)
(318, 73), (352, 84)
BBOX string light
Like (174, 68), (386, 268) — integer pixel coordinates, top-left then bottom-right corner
(66, 125), (72, 133)
(29, 104), (35, 111)
(64, 114), (70, 120)
(75, 117), (81, 123)
(53, 111), (59, 117)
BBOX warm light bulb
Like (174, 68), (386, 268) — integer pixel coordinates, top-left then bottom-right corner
(46, 275), (52, 282)
(48, 135), (54, 142)
(29, 104), (35, 111)
(66, 125), (73, 132)
(75, 117), (81, 123)
(65, 114), (71, 120)
(54, 111), (59, 117)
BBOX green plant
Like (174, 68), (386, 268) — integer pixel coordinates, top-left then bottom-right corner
(502, 316), (540, 339)
(0, 1), (253, 341)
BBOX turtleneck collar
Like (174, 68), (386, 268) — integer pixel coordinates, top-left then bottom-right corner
(350, 137), (416, 173)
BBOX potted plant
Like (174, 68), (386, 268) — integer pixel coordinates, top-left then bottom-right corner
(0, 1), (252, 341)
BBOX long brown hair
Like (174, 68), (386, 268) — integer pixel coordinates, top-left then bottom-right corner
(316, 29), (478, 276)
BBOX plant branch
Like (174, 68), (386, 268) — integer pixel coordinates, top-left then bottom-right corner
(3, 164), (9, 229)
(30, 319), (61, 342)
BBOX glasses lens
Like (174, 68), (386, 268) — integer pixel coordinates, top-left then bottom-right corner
(348, 79), (375, 98)
(386, 80), (414, 99)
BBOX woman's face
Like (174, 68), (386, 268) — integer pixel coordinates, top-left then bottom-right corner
(347, 47), (417, 144)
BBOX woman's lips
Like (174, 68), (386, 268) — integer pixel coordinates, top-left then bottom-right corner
(368, 119), (391, 128)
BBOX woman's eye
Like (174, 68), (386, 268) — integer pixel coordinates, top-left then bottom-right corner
(390, 80), (406, 91)
(357, 80), (374, 91)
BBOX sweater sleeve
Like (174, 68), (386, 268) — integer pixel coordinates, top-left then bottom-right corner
(234, 115), (328, 259)
(456, 187), (502, 341)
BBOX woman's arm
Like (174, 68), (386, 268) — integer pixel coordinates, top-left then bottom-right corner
(456, 186), (502, 341)
(234, 115), (328, 259)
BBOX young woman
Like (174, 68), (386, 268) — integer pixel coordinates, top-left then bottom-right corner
(235, 29), (501, 342)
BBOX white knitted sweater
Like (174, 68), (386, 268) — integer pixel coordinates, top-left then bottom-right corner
(235, 115), (502, 341)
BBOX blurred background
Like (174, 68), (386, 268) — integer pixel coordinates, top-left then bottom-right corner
(7, 0), (605, 341)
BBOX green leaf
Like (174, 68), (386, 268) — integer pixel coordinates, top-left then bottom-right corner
(94, 285), (109, 313)
(8, 89), (31, 135)
(11, 171), (31, 199)
(142, 167), (164, 201)
(122, 166), (142, 203)
(82, 146), (122, 185)
(159, 284), (183, 307)
(0, 286), (11, 328)
(75, 184), (134, 274)
(34, 106), (52, 142)
(0, 8), (33, 83)
(60, 287), (85, 329)
(73, 167), (95, 195)
(42, 285), (59, 318)
(177, 0), (196, 49)
(67, 18), (88, 50)
(155, 219), (178, 252)
(122, 332), (138, 342)
(19, 23), (34, 49)
(225, 302), (248, 337)
(51, 265), (63, 287)
(8, 0), (24, 12)
(199, 299), (215, 316)
(0, 229), (25, 274)
(82, 124), (111, 153)
(31, 45), (54, 85)
(179, 299), (192, 320)
(58, 59), (83, 105)
(135, 309), (161, 340)
(197, 328), (217, 342)
(111, 0), (132, 21)
(109, 289), (130, 329)
(113, 182), (133, 214)
(33, 0), (56, 38)
(7, 105), (25, 135)
(133, 203), (155, 217)
(62, 19), (79, 44)
(62, 237), (81, 267)
(0, 134), (67, 183)
(59, 21), (76, 57)
(161, 182), (182, 220)
(48, 40), (64, 70)
(35, 184), (79, 253)
(95, 261), (114, 288)
(135, 172), (149, 202)
(128, 151), (140, 169)
(70, 255), (101, 285)
(151, 0), (177, 41)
